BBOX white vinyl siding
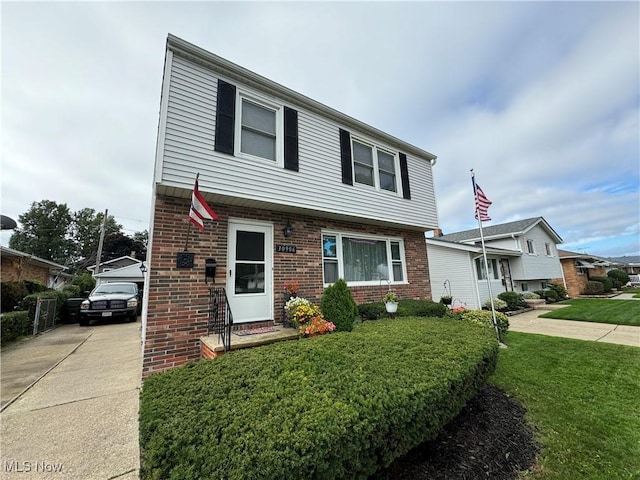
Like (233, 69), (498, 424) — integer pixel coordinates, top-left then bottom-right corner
(158, 54), (438, 230)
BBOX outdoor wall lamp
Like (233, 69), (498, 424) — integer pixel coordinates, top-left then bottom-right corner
(283, 220), (294, 238)
(140, 262), (147, 274)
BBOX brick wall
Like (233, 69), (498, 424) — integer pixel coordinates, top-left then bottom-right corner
(559, 259), (608, 297)
(1, 256), (50, 285)
(142, 194), (432, 377)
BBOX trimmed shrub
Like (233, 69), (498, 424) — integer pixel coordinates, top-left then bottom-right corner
(547, 283), (568, 300)
(590, 276), (613, 293)
(607, 269), (630, 287)
(22, 280), (48, 295)
(1, 282), (28, 313)
(482, 297), (508, 311)
(358, 302), (386, 321)
(523, 292), (540, 300)
(140, 318), (498, 480)
(320, 278), (358, 332)
(584, 281), (605, 295)
(397, 299), (448, 318)
(461, 310), (509, 342)
(1, 311), (31, 345)
(497, 291), (525, 311)
(62, 284), (82, 297)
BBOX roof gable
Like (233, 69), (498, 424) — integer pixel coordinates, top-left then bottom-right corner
(438, 217), (563, 244)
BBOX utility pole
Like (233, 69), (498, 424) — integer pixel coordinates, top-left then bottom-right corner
(93, 209), (108, 277)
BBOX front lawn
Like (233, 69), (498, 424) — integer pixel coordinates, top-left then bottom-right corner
(538, 298), (640, 326)
(140, 318), (497, 480)
(492, 332), (640, 479)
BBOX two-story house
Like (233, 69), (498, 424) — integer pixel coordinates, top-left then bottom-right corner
(142, 35), (439, 376)
(426, 217), (564, 309)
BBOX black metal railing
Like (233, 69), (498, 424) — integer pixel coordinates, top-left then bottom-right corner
(207, 287), (233, 352)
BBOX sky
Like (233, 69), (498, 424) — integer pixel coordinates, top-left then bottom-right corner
(1, 1), (638, 259)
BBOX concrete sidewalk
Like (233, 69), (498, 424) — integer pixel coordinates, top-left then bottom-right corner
(1, 321), (142, 479)
(509, 305), (640, 347)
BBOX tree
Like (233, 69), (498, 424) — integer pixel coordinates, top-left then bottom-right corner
(9, 200), (74, 264)
(70, 208), (121, 270)
(102, 232), (147, 262)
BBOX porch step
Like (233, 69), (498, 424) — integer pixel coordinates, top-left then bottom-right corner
(201, 326), (299, 359)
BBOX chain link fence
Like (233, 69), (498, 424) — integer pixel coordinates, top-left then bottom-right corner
(33, 298), (58, 335)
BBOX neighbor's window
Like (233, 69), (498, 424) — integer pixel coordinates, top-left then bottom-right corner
(351, 138), (397, 192)
(521, 282), (529, 291)
(526, 239), (535, 254)
(238, 97), (279, 161)
(322, 232), (406, 285)
(545, 243), (552, 256)
(575, 260), (588, 275)
(475, 258), (499, 280)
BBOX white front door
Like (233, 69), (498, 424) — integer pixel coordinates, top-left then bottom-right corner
(227, 221), (273, 323)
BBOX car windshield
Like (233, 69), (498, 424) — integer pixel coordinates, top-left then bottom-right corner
(93, 284), (136, 295)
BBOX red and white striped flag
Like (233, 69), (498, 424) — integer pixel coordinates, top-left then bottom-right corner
(474, 183), (492, 222)
(189, 177), (219, 231)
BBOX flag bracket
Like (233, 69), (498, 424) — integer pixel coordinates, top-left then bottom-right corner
(176, 251), (195, 269)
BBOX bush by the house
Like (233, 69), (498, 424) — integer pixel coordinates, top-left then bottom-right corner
(482, 297), (508, 311)
(1, 282), (29, 313)
(590, 276), (613, 293)
(461, 310), (509, 342)
(397, 299), (448, 318)
(607, 269), (629, 289)
(535, 283), (568, 303)
(62, 284), (83, 298)
(72, 272), (96, 294)
(320, 278), (358, 332)
(358, 302), (386, 321)
(22, 280), (48, 295)
(584, 281), (605, 295)
(523, 292), (540, 300)
(1, 311), (31, 345)
(140, 318), (499, 480)
(497, 291), (525, 311)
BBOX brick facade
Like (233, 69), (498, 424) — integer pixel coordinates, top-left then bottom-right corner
(1, 256), (50, 285)
(142, 194), (432, 377)
(557, 259), (608, 297)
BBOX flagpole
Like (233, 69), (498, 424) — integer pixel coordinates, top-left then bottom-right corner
(471, 169), (500, 341)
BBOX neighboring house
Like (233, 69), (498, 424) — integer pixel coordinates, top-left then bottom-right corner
(92, 258), (147, 291)
(87, 255), (140, 275)
(142, 35), (439, 376)
(556, 250), (610, 297)
(1, 246), (68, 289)
(606, 256), (640, 275)
(426, 217), (564, 309)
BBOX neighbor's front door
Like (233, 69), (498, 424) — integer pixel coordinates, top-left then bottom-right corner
(227, 221), (273, 323)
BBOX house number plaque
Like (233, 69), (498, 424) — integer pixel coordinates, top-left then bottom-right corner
(276, 245), (297, 254)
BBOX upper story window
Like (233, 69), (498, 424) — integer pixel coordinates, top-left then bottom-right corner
(240, 99), (277, 161)
(214, 79), (299, 171)
(475, 258), (499, 280)
(545, 243), (552, 256)
(526, 239), (535, 254)
(322, 232), (406, 286)
(351, 138), (398, 192)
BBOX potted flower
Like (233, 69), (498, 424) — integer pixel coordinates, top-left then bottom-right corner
(440, 295), (452, 306)
(383, 291), (398, 313)
(284, 281), (299, 299)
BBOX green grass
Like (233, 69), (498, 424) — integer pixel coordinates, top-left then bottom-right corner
(491, 333), (640, 479)
(538, 298), (640, 326)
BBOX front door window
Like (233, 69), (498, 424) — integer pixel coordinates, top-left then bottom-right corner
(234, 231), (265, 294)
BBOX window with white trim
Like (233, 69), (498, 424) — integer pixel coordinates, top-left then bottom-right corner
(475, 258), (499, 280)
(322, 232), (406, 285)
(351, 138), (398, 192)
(236, 95), (281, 162)
(526, 239), (535, 254)
(545, 243), (552, 256)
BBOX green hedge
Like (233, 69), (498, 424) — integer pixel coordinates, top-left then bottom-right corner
(460, 310), (509, 342)
(1, 311), (31, 345)
(357, 299), (447, 321)
(140, 318), (498, 480)
(1, 282), (28, 313)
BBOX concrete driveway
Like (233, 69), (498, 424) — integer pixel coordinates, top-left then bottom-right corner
(1, 320), (141, 479)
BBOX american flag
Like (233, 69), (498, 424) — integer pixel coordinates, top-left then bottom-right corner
(189, 176), (219, 231)
(474, 183), (492, 222)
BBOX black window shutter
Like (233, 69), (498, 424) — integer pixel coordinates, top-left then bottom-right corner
(399, 153), (411, 199)
(339, 129), (353, 185)
(214, 79), (236, 155)
(284, 107), (299, 171)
